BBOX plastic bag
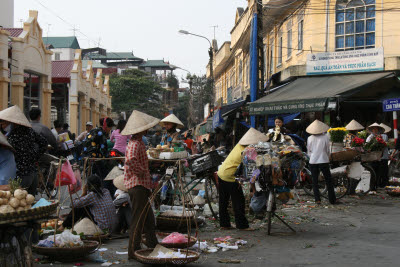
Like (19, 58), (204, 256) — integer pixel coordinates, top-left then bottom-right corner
(69, 165), (82, 194)
(54, 160), (76, 187)
(162, 232), (188, 244)
(46, 229), (83, 247)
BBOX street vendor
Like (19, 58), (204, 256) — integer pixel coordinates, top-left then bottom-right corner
(59, 174), (117, 232)
(366, 123), (387, 194)
(0, 132), (16, 190)
(344, 120), (365, 195)
(217, 128), (268, 231)
(306, 120), (337, 205)
(344, 120), (365, 148)
(268, 116), (290, 135)
(159, 114), (184, 146)
(121, 110), (160, 260)
(380, 123), (391, 187)
(0, 105), (48, 195)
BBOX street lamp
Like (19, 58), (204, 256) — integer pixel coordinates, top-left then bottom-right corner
(179, 29), (214, 117)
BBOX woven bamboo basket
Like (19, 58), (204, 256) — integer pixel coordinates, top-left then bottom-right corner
(32, 240), (99, 261)
(134, 248), (200, 265)
(0, 201), (58, 225)
(82, 233), (110, 242)
(149, 148), (161, 159)
(156, 215), (196, 231)
(361, 151), (382, 162)
(385, 186), (400, 196)
(142, 232), (197, 249)
(330, 150), (359, 162)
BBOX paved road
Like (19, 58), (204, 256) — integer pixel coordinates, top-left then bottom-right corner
(36, 190), (400, 266)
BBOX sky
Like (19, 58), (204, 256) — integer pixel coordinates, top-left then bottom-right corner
(14, 0), (248, 85)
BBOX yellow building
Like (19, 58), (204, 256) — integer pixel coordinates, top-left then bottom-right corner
(0, 10), (111, 133)
(212, 0), (400, 127)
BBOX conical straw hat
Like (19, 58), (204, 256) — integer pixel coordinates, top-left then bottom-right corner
(0, 105), (31, 128)
(380, 123), (391, 133)
(121, 110), (160, 136)
(113, 175), (127, 192)
(0, 132), (13, 151)
(104, 166), (123, 181)
(238, 128), (269, 146)
(345, 120), (364, 131)
(306, 120), (330, 135)
(74, 218), (102, 235)
(367, 122), (385, 132)
(160, 114), (184, 128)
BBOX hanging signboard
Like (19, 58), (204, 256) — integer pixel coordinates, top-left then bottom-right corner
(249, 98), (328, 115)
(383, 98), (400, 112)
(306, 47), (384, 75)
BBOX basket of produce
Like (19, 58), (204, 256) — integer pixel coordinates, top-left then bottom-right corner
(0, 189), (58, 225)
(330, 149), (360, 162)
(361, 151), (382, 162)
(389, 178), (400, 186)
(385, 186), (400, 196)
(134, 245), (200, 265)
(33, 230), (99, 261)
(143, 232), (197, 249)
(149, 148), (161, 159)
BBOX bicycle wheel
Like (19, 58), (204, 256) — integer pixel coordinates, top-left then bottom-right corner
(204, 175), (219, 220)
(322, 173), (350, 199)
(302, 168), (326, 196)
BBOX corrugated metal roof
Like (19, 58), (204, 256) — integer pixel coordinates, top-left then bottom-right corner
(52, 60), (74, 78)
(140, 60), (175, 68)
(43, 36), (80, 49)
(3, 28), (23, 37)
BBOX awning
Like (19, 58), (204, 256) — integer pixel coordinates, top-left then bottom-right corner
(220, 100), (247, 117)
(249, 72), (395, 115)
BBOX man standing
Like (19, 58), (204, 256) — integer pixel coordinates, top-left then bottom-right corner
(122, 110), (160, 260)
(306, 120), (337, 204)
(29, 108), (57, 150)
(76, 121), (93, 142)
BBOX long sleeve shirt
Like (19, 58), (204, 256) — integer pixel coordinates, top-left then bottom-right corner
(8, 126), (48, 177)
(217, 144), (245, 182)
(73, 189), (117, 230)
(307, 134), (330, 164)
(124, 136), (155, 190)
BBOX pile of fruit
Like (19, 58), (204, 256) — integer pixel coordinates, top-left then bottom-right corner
(41, 219), (63, 229)
(156, 144), (175, 152)
(0, 189), (35, 213)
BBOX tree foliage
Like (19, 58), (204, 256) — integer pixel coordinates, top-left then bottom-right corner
(109, 69), (166, 117)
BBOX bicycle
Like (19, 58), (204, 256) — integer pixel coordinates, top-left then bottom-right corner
(37, 153), (60, 199)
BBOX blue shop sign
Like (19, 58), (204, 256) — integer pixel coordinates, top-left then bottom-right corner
(383, 98), (400, 112)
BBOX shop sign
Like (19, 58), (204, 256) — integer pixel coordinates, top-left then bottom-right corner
(306, 48), (384, 75)
(249, 98), (327, 115)
(383, 98), (400, 112)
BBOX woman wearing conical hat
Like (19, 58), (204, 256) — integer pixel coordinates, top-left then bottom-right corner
(121, 110), (160, 259)
(306, 120), (337, 205)
(344, 120), (364, 148)
(159, 114), (184, 146)
(365, 123), (388, 194)
(0, 106), (48, 195)
(217, 128), (268, 231)
(0, 132), (16, 190)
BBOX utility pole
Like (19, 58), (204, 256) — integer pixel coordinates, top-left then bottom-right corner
(71, 25), (79, 36)
(257, 1), (264, 101)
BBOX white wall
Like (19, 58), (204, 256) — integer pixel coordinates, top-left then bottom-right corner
(51, 48), (74, 61)
(0, 0), (14, 28)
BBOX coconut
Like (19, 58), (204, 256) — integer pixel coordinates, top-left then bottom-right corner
(0, 191), (5, 198)
(5, 191), (11, 199)
(0, 199), (3, 205)
(0, 205), (14, 213)
(16, 207), (24, 211)
(9, 197), (20, 209)
(26, 194), (35, 205)
(19, 199), (27, 207)
(14, 189), (25, 200)
(74, 218), (102, 235)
